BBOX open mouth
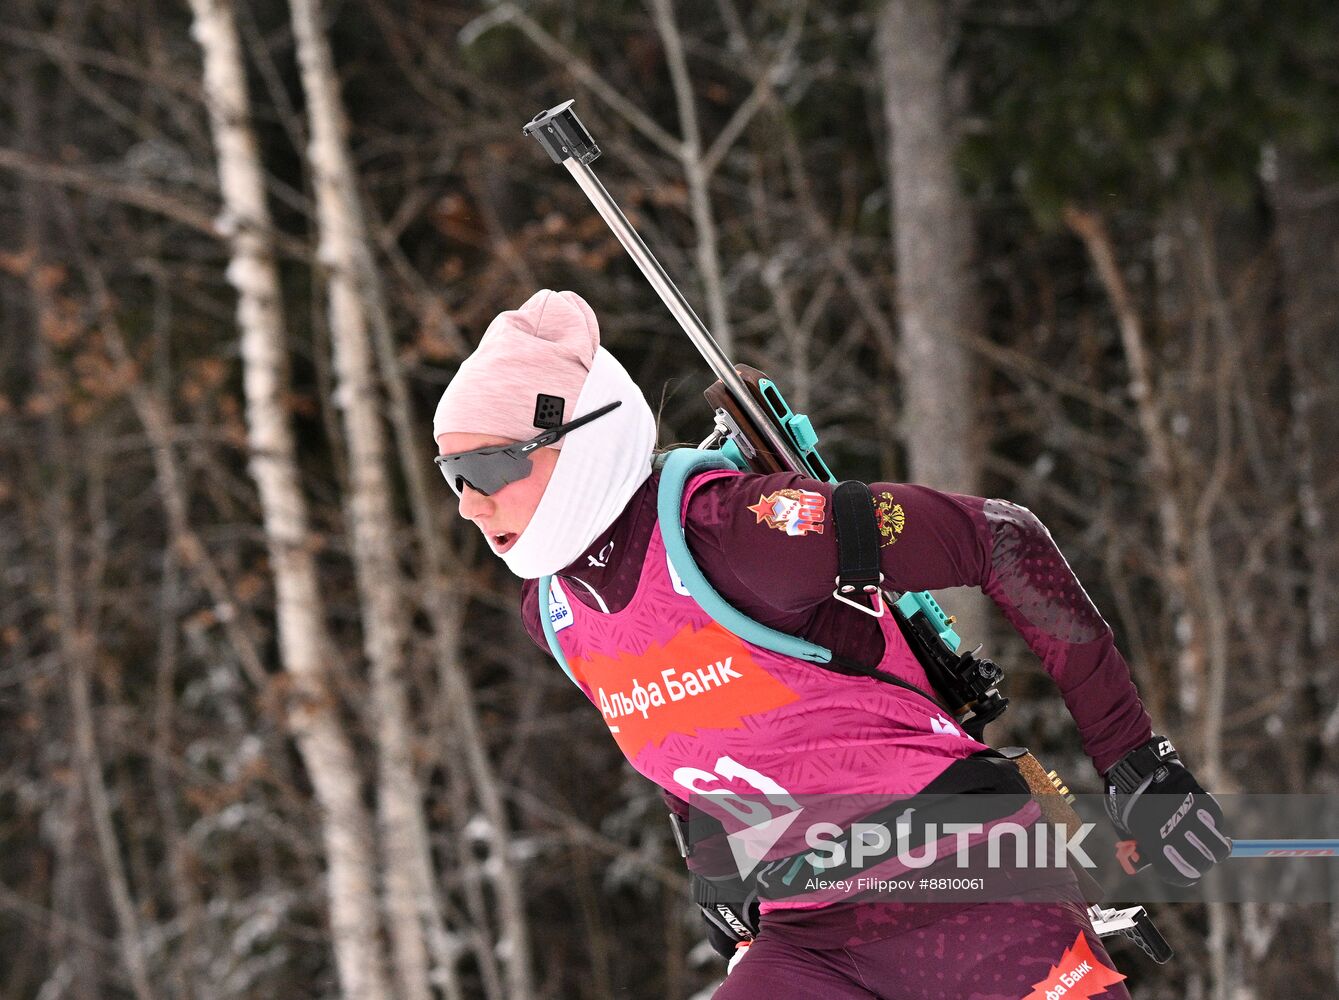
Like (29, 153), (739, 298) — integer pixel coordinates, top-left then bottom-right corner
(490, 531), (517, 553)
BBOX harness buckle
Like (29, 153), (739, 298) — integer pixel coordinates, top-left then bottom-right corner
(832, 574), (886, 618)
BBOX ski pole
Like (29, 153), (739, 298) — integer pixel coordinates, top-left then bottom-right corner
(1228, 840), (1339, 857)
(1090, 841), (1338, 962)
(1117, 838), (1339, 873)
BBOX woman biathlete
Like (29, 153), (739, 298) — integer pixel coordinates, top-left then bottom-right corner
(433, 289), (1231, 999)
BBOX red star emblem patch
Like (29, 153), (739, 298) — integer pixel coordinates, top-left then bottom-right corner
(745, 489), (826, 536)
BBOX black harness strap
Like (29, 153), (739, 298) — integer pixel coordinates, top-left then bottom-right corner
(822, 480), (950, 712)
(823, 650), (950, 711)
(752, 751), (1032, 897)
(832, 480), (882, 594)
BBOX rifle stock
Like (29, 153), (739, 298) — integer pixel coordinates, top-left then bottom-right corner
(702, 365), (791, 475)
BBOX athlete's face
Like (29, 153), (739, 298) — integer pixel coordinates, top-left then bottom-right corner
(436, 432), (560, 555)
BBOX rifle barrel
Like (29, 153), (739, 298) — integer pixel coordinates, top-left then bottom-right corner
(527, 100), (809, 473)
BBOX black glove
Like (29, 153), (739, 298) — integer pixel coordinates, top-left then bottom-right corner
(693, 872), (758, 959)
(667, 803), (758, 961)
(1105, 735), (1232, 886)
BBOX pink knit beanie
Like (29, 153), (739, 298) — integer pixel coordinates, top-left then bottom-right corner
(433, 289), (600, 448)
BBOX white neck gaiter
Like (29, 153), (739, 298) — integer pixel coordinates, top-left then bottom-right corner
(500, 347), (656, 579)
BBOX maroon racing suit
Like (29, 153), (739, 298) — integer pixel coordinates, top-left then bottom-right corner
(521, 468), (1143, 998)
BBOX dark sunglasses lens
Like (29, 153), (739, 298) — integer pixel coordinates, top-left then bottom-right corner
(438, 449), (532, 497)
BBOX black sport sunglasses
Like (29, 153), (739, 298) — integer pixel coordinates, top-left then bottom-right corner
(434, 401), (621, 497)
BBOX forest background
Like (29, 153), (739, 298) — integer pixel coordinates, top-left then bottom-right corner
(2, 0), (1338, 998)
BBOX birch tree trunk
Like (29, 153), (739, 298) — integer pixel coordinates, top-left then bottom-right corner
(286, 3), (524, 998)
(186, 4), (393, 998)
(288, 4), (538, 997)
(875, 0), (990, 640)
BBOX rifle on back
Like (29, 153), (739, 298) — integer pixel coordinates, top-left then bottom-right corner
(522, 99), (1172, 965)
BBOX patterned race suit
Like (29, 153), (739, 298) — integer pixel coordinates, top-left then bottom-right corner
(521, 467), (1140, 998)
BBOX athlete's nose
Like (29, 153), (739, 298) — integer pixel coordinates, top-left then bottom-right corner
(457, 483), (494, 521)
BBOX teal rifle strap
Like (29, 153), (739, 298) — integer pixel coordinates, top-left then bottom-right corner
(543, 448), (945, 711)
(536, 450), (831, 688)
(538, 449), (832, 683)
(538, 576), (580, 687)
(659, 451), (948, 710)
(657, 449), (834, 665)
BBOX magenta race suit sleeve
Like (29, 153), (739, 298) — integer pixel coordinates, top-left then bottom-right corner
(680, 472), (1153, 776)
